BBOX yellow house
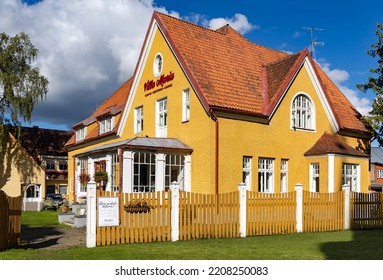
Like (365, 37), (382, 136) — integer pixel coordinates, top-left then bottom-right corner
(65, 12), (371, 202)
(1, 126), (72, 210)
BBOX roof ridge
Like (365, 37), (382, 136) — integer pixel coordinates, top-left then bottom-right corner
(155, 11), (288, 57)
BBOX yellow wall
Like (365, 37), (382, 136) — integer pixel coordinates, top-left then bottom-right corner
(0, 134), (45, 197)
(217, 65), (370, 193)
(119, 24), (216, 194)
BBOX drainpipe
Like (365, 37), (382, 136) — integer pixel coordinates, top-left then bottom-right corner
(118, 147), (123, 194)
(210, 109), (219, 195)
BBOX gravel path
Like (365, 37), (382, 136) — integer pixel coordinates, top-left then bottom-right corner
(20, 225), (86, 250)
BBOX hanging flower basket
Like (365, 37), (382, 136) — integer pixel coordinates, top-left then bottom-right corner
(94, 171), (109, 186)
(78, 173), (91, 186)
(124, 200), (154, 213)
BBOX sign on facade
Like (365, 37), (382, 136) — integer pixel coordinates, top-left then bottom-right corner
(97, 196), (119, 227)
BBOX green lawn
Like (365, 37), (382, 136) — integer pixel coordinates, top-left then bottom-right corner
(1, 211), (383, 260)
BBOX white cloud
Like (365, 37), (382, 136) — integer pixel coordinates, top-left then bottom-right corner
(0, 0), (155, 127)
(207, 13), (258, 35)
(318, 61), (372, 116)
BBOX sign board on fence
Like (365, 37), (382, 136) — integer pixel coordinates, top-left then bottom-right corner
(97, 197), (119, 227)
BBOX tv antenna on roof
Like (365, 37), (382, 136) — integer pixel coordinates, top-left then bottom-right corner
(302, 27), (324, 60)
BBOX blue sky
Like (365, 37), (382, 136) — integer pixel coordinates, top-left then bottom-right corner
(1, 0), (382, 131)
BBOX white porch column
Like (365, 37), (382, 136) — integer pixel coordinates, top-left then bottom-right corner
(238, 182), (247, 238)
(295, 183), (303, 233)
(328, 154), (335, 193)
(88, 158), (95, 178)
(122, 151), (134, 193)
(170, 181), (179, 241)
(156, 153), (166, 191)
(184, 155), (191, 191)
(105, 154), (112, 191)
(86, 180), (97, 248)
(342, 184), (350, 230)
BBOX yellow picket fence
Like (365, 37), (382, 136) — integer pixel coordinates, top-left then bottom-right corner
(303, 191), (344, 232)
(351, 192), (383, 229)
(178, 190), (239, 240)
(94, 188), (383, 247)
(246, 191), (296, 236)
(96, 190), (171, 246)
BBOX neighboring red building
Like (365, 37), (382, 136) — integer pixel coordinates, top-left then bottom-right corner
(370, 147), (383, 192)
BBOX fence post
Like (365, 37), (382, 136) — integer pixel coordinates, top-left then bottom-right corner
(86, 180), (97, 248)
(238, 182), (247, 238)
(170, 181), (179, 242)
(342, 184), (350, 230)
(295, 183), (303, 233)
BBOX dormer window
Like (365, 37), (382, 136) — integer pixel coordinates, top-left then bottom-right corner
(99, 116), (114, 134)
(291, 93), (315, 131)
(75, 126), (87, 142)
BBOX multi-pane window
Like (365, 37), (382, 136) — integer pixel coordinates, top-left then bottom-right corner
(111, 153), (119, 192)
(79, 159), (88, 192)
(134, 106), (144, 133)
(292, 94), (313, 130)
(99, 117), (113, 134)
(258, 158), (274, 193)
(310, 163), (320, 192)
(377, 170), (383, 179)
(156, 98), (167, 137)
(343, 163), (359, 191)
(165, 154), (185, 191)
(182, 89), (190, 122)
(46, 160), (55, 170)
(133, 152), (156, 192)
(280, 159), (288, 193)
(242, 156), (252, 190)
(76, 127), (86, 142)
(59, 160), (67, 171)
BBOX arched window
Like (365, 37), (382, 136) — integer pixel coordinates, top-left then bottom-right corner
(291, 94), (314, 130)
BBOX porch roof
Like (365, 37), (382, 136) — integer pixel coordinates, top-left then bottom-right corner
(76, 137), (193, 157)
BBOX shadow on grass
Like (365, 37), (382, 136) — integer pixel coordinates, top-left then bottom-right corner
(20, 225), (64, 250)
(320, 229), (383, 260)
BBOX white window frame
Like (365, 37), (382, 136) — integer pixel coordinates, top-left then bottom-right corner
(343, 163), (360, 192)
(133, 152), (156, 193)
(99, 116), (114, 135)
(310, 163), (320, 192)
(182, 88), (190, 122)
(280, 159), (288, 193)
(291, 93), (315, 131)
(46, 159), (56, 171)
(258, 158), (274, 193)
(242, 156), (252, 190)
(111, 153), (119, 192)
(165, 154), (185, 191)
(156, 98), (168, 137)
(377, 169), (383, 179)
(134, 106), (144, 134)
(79, 159), (87, 193)
(76, 126), (87, 142)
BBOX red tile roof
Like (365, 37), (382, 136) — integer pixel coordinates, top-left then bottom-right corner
(304, 132), (369, 157)
(154, 12), (370, 136)
(65, 77), (132, 147)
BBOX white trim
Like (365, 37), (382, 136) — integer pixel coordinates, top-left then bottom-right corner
(268, 57), (339, 133)
(117, 20), (158, 136)
(290, 92), (316, 132)
(117, 19), (211, 137)
(303, 58), (339, 132)
(328, 154), (335, 193)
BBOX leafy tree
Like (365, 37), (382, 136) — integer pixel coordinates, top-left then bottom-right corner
(357, 23), (383, 145)
(0, 32), (48, 139)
